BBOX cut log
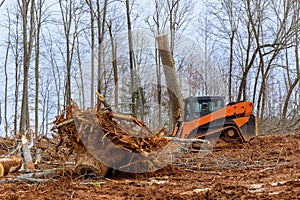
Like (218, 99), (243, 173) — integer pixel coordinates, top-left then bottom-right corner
(0, 156), (22, 176)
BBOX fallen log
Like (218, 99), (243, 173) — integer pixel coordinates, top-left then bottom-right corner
(0, 156), (22, 176)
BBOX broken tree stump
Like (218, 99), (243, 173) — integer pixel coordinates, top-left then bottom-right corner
(0, 156), (22, 176)
(52, 101), (174, 176)
(21, 135), (35, 170)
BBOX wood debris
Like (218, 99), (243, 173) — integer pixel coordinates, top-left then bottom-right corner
(0, 156), (22, 177)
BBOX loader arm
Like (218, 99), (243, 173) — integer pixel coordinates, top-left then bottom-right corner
(172, 101), (258, 142)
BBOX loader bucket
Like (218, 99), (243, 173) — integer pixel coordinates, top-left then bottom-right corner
(237, 114), (258, 142)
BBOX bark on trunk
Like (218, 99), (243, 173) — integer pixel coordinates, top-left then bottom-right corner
(21, 135), (35, 170)
(156, 34), (183, 128)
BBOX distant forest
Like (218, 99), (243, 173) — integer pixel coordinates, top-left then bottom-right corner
(0, 0), (299, 137)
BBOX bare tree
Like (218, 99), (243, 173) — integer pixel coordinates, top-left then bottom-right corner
(46, 26), (62, 116)
(166, 0), (194, 53)
(75, 27), (85, 109)
(18, 0), (36, 134)
(146, 0), (193, 127)
(125, 0), (137, 117)
(145, 0), (164, 126)
(85, 0), (96, 107)
(3, 9), (11, 137)
(34, 0), (45, 136)
(59, 0), (78, 106)
(226, 1), (239, 102)
(237, 0), (293, 104)
(154, 0), (163, 127)
(12, 14), (21, 136)
(107, 20), (119, 112)
(219, 0), (238, 102)
(248, 0), (296, 121)
(96, 0), (108, 109)
(282, 0), (300, 120)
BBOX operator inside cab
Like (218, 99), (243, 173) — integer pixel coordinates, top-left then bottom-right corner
(201, 103), (210, 116)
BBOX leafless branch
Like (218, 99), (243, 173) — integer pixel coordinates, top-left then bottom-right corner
(0, 0), (5, 8)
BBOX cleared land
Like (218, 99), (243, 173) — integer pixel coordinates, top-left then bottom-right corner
(0, 133), (299, 200)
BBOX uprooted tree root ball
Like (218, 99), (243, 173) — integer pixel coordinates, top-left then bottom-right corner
(52, 102), (175, 176)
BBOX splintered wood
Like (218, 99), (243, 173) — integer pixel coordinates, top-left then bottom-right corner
(53, 103), (173, 176)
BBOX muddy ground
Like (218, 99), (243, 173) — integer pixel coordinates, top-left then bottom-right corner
(0, 133), (299, 200)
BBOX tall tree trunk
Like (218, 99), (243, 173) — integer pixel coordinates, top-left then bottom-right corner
(156, 34), (183, 129)
(282, 1), (300, 119)
(65, 31), (71, 107)
(76, 33), (85, 109)
(59, 0), (74, 107)
(85, 0), (95, 107)
(125, 0), (136, 117)
(49, 44), (61, 116)
(59, 0), (77, 107)
(96, 0), (107, 110)
(155, 46), (162, 127)
(4, 14), (11, 137)
(252, 62), (261, 106)
(229, 30), (235, 102)
(19, 0), (35, 134)
(35, 0), (43, 136)
(107, 20), (119, 112)
(14, 16), (20, 136)
(155, 1), (162, 127)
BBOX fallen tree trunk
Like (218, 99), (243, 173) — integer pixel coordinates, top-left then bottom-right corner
(0, 156), (22, 176)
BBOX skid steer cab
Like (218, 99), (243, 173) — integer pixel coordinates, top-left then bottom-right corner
(172, 96), (258, 143)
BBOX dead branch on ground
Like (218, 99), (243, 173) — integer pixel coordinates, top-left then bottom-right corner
(0, 168), (70, 184)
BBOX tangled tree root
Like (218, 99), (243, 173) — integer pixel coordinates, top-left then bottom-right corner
(52, 102), (174, 176)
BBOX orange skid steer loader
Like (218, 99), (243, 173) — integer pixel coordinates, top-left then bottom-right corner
(172, 96), (258, 143)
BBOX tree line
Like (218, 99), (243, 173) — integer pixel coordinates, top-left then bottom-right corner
(0, 0), (299, 137)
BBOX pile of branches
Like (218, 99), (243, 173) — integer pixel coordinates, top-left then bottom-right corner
(52, 101), (174, 175)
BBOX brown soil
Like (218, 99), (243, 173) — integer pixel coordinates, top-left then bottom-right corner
(0, 133), (299, 200)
